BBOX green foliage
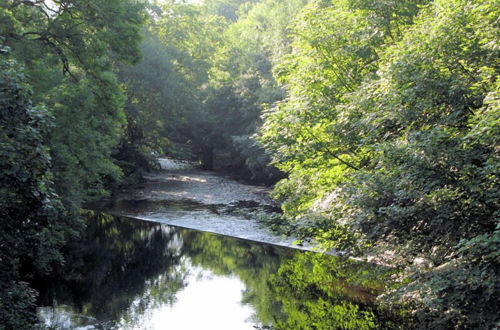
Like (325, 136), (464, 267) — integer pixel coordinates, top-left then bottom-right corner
(196, 0), (306, 180)
(259, 0), (430, 217)
(1, 0), (498, 327)
(257, 212), (366, 254)
(0, 55), (76, 329)
(137, 0), (306, 181)
(1, 0), (145, 206)
(1, 0), (144, 70)
(153, 0), (227, 86)
(203, 0), (258, 21)
(330, 0), (499, 250)
(270, 252), (404, 330)
(144, 1), (229, 169)
(0, 281), (38, 330)
(0, 0), (145, 326)
(388, 228), (500, 329)
(48, 75), (127, 205)
(114, 30), (199, 176)
(258, 0), (499, 328)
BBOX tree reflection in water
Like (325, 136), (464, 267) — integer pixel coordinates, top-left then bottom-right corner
(36, 212), (187, 328)
(36, 212), (407, 329)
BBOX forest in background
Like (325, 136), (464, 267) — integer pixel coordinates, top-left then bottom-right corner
(0, 0), (498, 328)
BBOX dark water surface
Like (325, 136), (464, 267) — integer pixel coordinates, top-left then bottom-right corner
(36, 213), (404, 330)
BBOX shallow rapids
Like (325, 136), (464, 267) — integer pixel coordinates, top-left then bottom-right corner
(93, 158), (307, 249)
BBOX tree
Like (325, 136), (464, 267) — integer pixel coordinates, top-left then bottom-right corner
(0, 0), (145, 207)
(259, 0), (428, 217)
(0, 0), (145, 326)
(258, 0), (499, 327)
(0, 53), (75, 328)
(114, 30), (197, 178)
(199, 0), (307, 180)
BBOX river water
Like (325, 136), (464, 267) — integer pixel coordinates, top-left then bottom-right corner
(36, 159), (405, 329)
(90, 158), (304, 249)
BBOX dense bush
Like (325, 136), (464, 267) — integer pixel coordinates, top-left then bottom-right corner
(259, 0), (499, 327)
(388, 227), (500, 329)
(0, 55), (74, 329)
(0, 0), (144, 325)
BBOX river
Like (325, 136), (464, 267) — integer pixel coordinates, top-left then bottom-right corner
(36, 159), (405, 329)
(90, 158), (304, 249)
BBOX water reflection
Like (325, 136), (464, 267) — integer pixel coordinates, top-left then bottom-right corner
(36, 213), (405, 329)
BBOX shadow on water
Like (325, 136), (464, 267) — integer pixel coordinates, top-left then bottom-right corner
(35, 212), (408, 329)
(89, 198), (281, 218)
(35, 212), (187, 328)
(89, 198), (225, 215)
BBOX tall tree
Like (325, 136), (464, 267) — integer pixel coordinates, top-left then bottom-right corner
(259, 0), (429, 216)
(0, 0), (145, 207)
(0, 0), (145, 326)
(0, 54), (72, 328)
(258, 0), (499, 327)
